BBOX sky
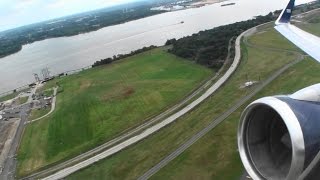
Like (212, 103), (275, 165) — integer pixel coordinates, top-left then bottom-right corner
(0, 0), (143, 32)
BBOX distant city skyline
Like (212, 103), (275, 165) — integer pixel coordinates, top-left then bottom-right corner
(0, 0), (144, 32)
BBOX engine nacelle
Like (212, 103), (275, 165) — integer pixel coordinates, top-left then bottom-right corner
(238, 84), (320, 180)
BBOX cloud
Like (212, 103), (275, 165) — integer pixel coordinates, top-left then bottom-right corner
(14, 0), (39, 10)
(46, 1), (65, 9)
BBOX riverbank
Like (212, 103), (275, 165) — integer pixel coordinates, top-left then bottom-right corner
(65, 18), (304, 180)
(0, 3), (164, 59)
(0, 0), (301, 94)
(0, 0), (228, 59)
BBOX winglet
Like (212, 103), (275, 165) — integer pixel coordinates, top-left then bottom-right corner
(276, 0), (295, 25)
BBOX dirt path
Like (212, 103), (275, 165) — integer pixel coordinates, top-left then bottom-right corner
(0, 119), (20, 172)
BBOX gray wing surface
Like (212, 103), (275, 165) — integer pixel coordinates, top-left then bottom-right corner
(275, 0), (320, 63)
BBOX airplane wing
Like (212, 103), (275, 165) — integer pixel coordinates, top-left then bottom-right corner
(274, 0), (320, 63)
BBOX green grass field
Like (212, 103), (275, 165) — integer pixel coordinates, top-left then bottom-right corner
(296, 9), (320, 36)
(28, 108), (51, 121)
(17, 96), (28, 105)
(150, 57), (320, 180)
(17, 48), (212, 176)
(150, 21), (320, 179)
(43, 88), (54, 97)
(248, 28), (301, 52)
(0, 92), (20, 102)
(66, 23), (305, 180)
(0, 87), (31, 102)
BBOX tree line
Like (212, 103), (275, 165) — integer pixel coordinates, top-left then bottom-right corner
(165, 14), (275, 68)
(92, 46), (157, 67)
(0, 3), (164, 58)
(92, 14), (274, 68)
(92, 1), (320, 68)
(165, 1), (320, 69)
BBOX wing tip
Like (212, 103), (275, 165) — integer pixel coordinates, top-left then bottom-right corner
(276, 0), (295, 25)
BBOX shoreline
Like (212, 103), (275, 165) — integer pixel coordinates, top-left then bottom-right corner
(0, 0), (228, 60)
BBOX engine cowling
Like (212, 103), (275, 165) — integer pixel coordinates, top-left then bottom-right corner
(238, 84), (320, 180)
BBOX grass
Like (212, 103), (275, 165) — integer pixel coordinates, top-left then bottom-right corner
(43, 89), (54, 97)
(0, 87), (31, 102)
(150, 21), (320, 180)
(295, 9), (320, 36)
(36, 86), (54, 96)
(248, 28), (301, 52)
(297, 19), (320, 37)
(28, 108), (51, 121)
(17, 48), (212, 176)
(152, 111), (243, 180)
(66, 24), (301, 180)
(17, 96), (29, 105)
(151, 58), (320, 180)
(0, 92), (20, 102)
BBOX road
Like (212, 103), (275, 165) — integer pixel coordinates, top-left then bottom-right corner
(27, 11), (315, 179)
(16, 9), (320, 180)
(137, 57), (304, 180)
(0, 83), (42, 180)
(25, 15), (308, 179)
(0, 103), (30, 180)
(23, 31), (236, 180)
(137, 17), (309, 179)
(40, 24), (260, 180)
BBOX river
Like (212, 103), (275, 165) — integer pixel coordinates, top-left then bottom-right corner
(0, 0), (314, 94)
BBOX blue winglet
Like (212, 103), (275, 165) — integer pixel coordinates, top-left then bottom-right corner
(276, 0), (295, 25)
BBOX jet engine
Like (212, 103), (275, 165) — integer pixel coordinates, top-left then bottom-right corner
(238, 84), (320, 180)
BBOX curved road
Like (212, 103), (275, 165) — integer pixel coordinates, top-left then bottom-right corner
(25, 9), (318, 180)
(40, 25), (258, 180)
(138, 56), (304, 180)
(138, 17), (309, 179)
(23, 41), (231, 179)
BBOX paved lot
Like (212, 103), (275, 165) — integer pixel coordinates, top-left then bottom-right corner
(0, 83), (51, 180)
(0, 104), (29, 180)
